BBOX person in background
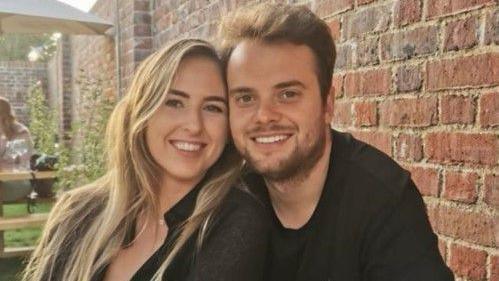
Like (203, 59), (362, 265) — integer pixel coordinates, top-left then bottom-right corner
(0, 96), (34, 170)
(23, 39), (268, 281)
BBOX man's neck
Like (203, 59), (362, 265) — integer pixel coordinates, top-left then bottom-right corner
(265, 134), (332, 229)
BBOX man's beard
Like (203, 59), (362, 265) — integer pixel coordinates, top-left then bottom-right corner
(244, 126), (327, 183)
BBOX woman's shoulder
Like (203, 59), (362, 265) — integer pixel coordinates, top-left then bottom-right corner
(214, 186), (270, 231)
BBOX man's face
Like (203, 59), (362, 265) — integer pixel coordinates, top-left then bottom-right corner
(227, 40), (333, 181)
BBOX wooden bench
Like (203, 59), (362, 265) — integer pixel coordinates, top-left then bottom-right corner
(0, 171), (56, 257)
(0, 213), (49, 231)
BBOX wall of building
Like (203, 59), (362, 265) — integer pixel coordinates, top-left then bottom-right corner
(69, 0), (498, 280)
(0, 61), (48, 124)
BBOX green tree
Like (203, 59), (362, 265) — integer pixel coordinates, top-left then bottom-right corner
(0, 34), (54, 61)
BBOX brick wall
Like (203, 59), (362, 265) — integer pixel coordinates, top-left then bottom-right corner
(71, 0), (498, 279)
(325, 2), (498, 280)
(47, 36), (74, 134)
(0, 61), (48, 124)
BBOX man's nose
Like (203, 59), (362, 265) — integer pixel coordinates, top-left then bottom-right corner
(254, 99), (281, 124)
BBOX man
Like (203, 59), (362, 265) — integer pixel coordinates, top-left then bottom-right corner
(219, 3), (454, 281)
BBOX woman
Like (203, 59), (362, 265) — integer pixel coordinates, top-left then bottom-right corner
(0, 97), (34, 170)
(23, 39), (268, 281)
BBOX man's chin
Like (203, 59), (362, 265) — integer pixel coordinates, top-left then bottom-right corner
(247, 158), (301, 181)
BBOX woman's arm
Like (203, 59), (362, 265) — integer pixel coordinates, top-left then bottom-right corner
(188, 189), (270, 281)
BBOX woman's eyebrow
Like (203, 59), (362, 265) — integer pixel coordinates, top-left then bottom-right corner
(168, 89), (189, 98)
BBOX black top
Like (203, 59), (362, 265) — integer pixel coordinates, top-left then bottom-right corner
(245, 129), (454, 281)
(45, 183), (269, 281)
(97, 186), (269, 281)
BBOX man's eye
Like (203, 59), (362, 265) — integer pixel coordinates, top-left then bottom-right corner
(165, 99), (183, 108)
(204, 104), (224, 113)
(280, 90), (298, 99)
(235, 94), (254, 104)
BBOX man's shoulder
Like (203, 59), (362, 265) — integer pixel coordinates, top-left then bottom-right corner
(332, 130), (411, 199)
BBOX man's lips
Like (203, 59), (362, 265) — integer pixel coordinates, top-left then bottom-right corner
(169, 140), (206, 152)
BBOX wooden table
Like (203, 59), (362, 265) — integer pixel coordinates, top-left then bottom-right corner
(0, 170), (56, 257)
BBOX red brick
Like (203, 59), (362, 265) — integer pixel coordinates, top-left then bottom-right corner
(332, 74), (344, 98)
(427, 203), (497, 246)
(327, 18), (341, 41)
(407, 166), (439, 196)
(395, 134), (423, 162)
(427, 53), (499, 91)
(479, 92), (499, 127)
(314, 0), (353, 17)
(440, 95), (475, 125)
(332, 101), (352, 127)
(344, 68), (391, 97)
(442, 171), (478, 203)
(381, 26), (438, 61)
(351, 131), (392, 156)
(394, 0), (422, 27)
(426, 0), (495, 19)
(379, 97), (437, 127)
(484, 9), (499, 45)
(345, 4), (391, 38)
(335, 43), (354, 70)
(491, 255), (499, 281)
(424, 132), (497, 165)
(355, 37), (379, 66)
(484, 174), (499, 209)
(396, 65), (422, 92)
(133, 24), (152, 37)
(354, 101), (377, 126)
(444, 16), (479, 51)
(449, 243), (487, 280)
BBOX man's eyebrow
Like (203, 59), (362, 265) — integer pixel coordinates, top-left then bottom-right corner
(168, 89), (189, 98)
(273, 80), (306, 90)
(228, 87), (254, 96)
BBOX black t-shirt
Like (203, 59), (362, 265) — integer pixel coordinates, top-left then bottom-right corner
(245, 129), (454, 281)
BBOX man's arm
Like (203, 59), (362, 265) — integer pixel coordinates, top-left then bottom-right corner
(362, 179), (455, 281)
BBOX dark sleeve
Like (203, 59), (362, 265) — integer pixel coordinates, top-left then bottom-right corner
(362, 179), (455, 281)
(187, 190), (270, 281)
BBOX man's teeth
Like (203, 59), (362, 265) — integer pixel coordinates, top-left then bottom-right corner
(255, 135), (289, 144)
(173, 142), (201, 151)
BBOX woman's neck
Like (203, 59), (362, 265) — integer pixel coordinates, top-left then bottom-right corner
(157, 174), (204, 214)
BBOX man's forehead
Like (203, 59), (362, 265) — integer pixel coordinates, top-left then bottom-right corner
(228, 40), (315, 66)
(227, 40), (317, 86)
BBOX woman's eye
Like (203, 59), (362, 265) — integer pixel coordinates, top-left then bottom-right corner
(165, 99), (183, 108)
(204, 104), (224, 113)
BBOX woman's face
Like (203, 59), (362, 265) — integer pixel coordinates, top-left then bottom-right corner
(146, 55), (228, 186)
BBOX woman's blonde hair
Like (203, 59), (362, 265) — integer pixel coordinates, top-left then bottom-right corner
(0, 97), (17, 139)
(22, 38), (242, 281)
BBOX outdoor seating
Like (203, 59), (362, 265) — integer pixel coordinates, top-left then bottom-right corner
(0, 170), (56, 257)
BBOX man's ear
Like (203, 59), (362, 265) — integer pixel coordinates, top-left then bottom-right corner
(324, 86), (335, 125)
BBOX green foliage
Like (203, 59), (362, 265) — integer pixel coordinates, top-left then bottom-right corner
(57, 72), (115, 189)
(0, 33), (55, 61)
(26, 82), (58, 155)
(26, 73), (115, 191)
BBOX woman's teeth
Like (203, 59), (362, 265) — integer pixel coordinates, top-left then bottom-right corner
(173, 141), (202, 151)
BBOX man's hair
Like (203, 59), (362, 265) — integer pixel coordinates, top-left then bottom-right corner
(218, 3), (336, 101)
